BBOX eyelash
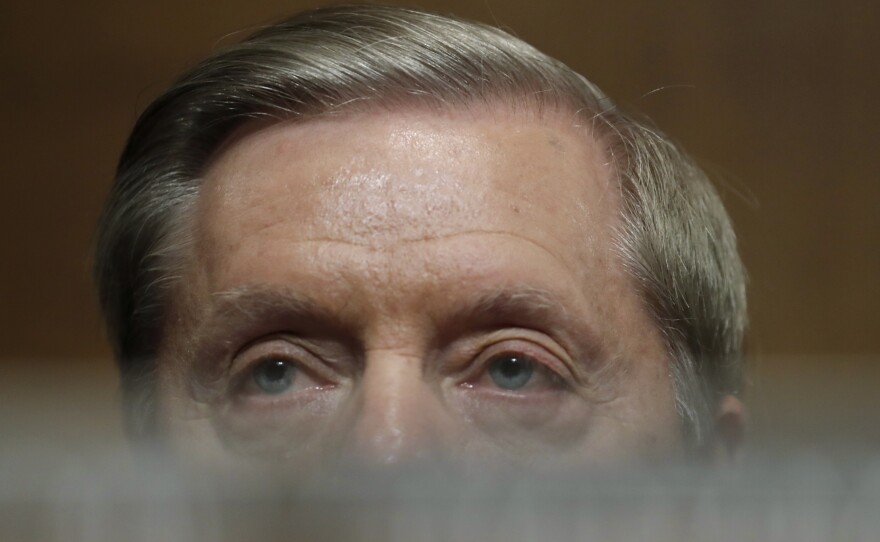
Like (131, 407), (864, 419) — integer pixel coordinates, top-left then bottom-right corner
(228, 341), (330, 398)
(226, 335), (572, 398)
(460, 339), (572, 391)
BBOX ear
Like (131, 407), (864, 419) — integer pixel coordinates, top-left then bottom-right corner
(711, 394), (747, 464)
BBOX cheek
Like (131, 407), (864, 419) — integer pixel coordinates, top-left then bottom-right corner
(211, 389), (348, 460)
(446, 385), (595, 453)
(598, 367), (684, 461)
(158, 381), (680, 468)
(635, 363), (683, 446)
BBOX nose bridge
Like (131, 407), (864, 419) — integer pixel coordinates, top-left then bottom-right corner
(345, 347), (440, 465)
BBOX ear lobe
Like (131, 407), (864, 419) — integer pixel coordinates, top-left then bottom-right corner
(712, 394), (747, 464)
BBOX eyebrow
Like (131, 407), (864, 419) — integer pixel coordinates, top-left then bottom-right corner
(210, 286), (338, 328)
(468, 288), (570, 325)
(185, 286), (349, 376)
(186, 284), (605, 379)
(446, 287), (606, 369)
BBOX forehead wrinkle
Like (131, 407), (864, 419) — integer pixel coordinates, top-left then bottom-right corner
(194, 228), (606, 352)
(232, 228), (577, 269)
(204, 112), (609, 238)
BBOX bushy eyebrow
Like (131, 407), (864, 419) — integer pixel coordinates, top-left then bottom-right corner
(186, 284), (605, 377)
(210, 286), (336, 327)
(184, 286), (347, 377)
(449, 287), (606, 366)
(467, 288), (569, 326)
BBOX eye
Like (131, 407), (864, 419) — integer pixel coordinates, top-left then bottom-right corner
(487, 354), (535, 390)
(227, 337), (338, 400)
(252, 358), (296, 394)
(461, 338), (571, 395)
(449, 339), (591, 454)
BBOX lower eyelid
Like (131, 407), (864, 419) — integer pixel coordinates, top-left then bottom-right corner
(229, 387), (342, 420)
(460, 362), (567, 394)
(235, 359), (343, 399)
(497, 369), (566, 391)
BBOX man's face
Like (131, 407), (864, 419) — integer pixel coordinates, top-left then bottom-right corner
(156, 107), (682, 469)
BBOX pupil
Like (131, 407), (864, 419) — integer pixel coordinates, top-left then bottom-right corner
(499, 357), (523, 377)
(264, 360), (286, 381)
(488, 355), (534, 390)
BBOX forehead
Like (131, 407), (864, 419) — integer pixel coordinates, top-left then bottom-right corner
(170, 109), (678, 452)
(198, 108), (617, 271)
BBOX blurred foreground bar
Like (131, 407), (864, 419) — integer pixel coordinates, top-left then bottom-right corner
(2, 357), (880, 541)
(2, 445), (880, 541)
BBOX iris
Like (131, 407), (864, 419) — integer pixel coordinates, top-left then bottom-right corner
(487, 354), (534, 390)
(253, 359), (295, 394)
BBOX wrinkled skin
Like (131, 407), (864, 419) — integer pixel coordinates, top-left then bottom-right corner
(155, 107), (686, 471)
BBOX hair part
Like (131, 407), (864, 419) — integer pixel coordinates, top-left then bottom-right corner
(95, 4), (746, 448)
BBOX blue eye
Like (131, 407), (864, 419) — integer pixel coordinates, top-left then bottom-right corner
(252, 359), (296, 394)
(487, 354), (534, 390)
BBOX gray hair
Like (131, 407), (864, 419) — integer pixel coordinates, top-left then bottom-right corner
(95, 5), (746, 448)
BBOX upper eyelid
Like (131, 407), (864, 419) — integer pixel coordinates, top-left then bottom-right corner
(444, 287), (604, 365)
(221, 325), (584, 385)
(462, 348), (570, 394)
(187, 334), (335, 404)
(229, 346), (329, 397)
(483, 342), (568, 377)
(470, 332), (581, 382)
(230, 335), (350, 384)
(231, 332), (291, 357)
(185, 288), (355, 375)
(230, 337), (315, 373)
(446, 336), (568, 388)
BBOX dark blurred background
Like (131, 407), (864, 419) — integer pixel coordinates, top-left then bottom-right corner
(1, 1), (878, 454)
